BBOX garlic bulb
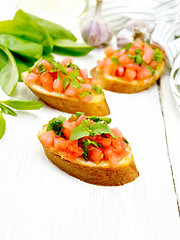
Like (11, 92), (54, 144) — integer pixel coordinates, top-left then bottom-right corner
(117, 19), (154, 48)
(80, 0), (113, 47)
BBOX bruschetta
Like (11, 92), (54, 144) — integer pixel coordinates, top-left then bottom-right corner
(21, 57), (110, 116)
(38, 112), (139, 186)
(91, 41), (165, 93)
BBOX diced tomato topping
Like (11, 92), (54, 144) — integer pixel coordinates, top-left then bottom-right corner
(112, 138), (126, 152)
(119, 55), (132, 67)
(104, 146), (120, 167)
(24, 73), (39, 85)
(64, 85), (77, 97)
(61, 57), (72, 67)
(98, 137), (111, 148)
(49, 71), (58, 80)
(97, 60), (104, 69)
(62, 121), (76, 139)
(149, 61), (158, 69)
(78, 84), (92, 93)
(40, 72), (54, 91)
(32, 67), (39, 74)
(67, 139), (78, 150)
(104, 46), (114, 57)
(134, 40), (144, 49)
(53, 79), (63, 93)
(143, 45), (154, 64)
(137, 65), (152, 80)
(113, 48), (126, 57)
(79, 94), (93, 102)
(76, 114), (86, 125)
(104, 61), (117, 76)
(54, 137), (68, 151)
(115, 66), (124, 77)
(39, 130), (56, 148)
(79, 69), (88, 80)
(111, 128), (123, 139)
(126, 63), (141, 73)
(41, 59), (52, 71)
(86, 78), (96, 85)
(88, 146), (104, 164)
(124, 69), (136, 81)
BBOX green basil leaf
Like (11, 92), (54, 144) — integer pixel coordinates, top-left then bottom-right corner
(57, 72), (62, 80)
(77, 76), (84, 83)
(3, 99), (43, 110)
(29, 58), (42, 73)
(125, 43), (133, 51)
(0, 103), (17, 116)
(28, 13), (77, 42)
(146, 65), (155, 75)
(153, 48), (163, 63)
(128, 54), (135, 59)
(63, 77), (70, 90)
(52, 61), (67, 75)
(67, 63), (79, 70)
(37, 63), (46, 73)
(90, 122), (115, 137)
(0, 110), (6, 139)
(47, 116), (66, 136)
(68, 71), (79, 79)
(123, 138), (129, 145)
(69, 125), (90, 141)
(92, 84), (102, 94)
(134, 49), (142, 55)
(134, 54), (143, 65)
(78, 90), (91, 98)
(82, 139), (103, 160)
(79, 119), (91, 128)
(53, 39), (94, 56)
(70, 78), (81, 89)
(99, 117), (112, 124)
(0, 45), (18, 95)
(111, 57), (119, 65)
(75, 112), (83, 117)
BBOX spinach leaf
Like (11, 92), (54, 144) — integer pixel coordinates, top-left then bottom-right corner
(14, 10), (53, 54)
(28, 13), (77, 42)
(46, 116), (66, 136)
(0, 103), (17, 116)
(0, 110), (6, 140)
(0, 34), (43, 59)
(3, 99), (43, 110)
(0, 45), (18, 95)
(53, 39), (93, 56)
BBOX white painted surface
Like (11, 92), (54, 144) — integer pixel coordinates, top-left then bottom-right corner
(0, 1), (180, 240)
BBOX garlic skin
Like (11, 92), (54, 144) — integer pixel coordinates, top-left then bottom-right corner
(80, 0), (113, 47)
(117, 19), (154, 48)
(117, 28), (134, 48)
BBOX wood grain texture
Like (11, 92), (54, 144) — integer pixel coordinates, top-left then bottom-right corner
(0, 1), (180, 240)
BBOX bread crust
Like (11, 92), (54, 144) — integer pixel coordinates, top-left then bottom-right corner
(22, 72), (110, 116)
(38, 129), (139, 186)
(90, 61), (165, 93)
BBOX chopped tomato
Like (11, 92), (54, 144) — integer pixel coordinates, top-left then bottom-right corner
(104, 60), (117, 76)
(40, 130), (55, 148)
(49, 71), (58, 80)
(119, 55), (132, 67)
(64, 85), (77, 97)
(53, 79), (63, 93)
(41, 59), (52, 71)
(143, 45), (154, 64)
(79, 94), (93, 102)
(61, 57), (73, 67)
(88, 146), (104, 164)
(40, 72), (54, 91)
(128, 46), (138, 55)
(104, 146), (120, 167)
(63, 148), (83, 162)
(97, 60), (104, 69)
(134, 40), (144, 49)
(54, 137), (68, 151)
(86, 78), (96, 85)
(78, 83), (92, 93)
(76, 114), (86, 125)
(115, 66), (124, 77)
(32, 67), (39, 74)
(112, 138), (126, 152)
(67, 139), (78, 150)
(137, 65), (152, 80)
(112, 48), (126, 57)
(126, 63), (141, 72)
(111, 128), (123, 139)
(104, 46), (114, 57)
(98, 137), (111, 148)
(79, 69), (88, 80)
(62, 121), (76, 139)
(24, 73), (39, 85)
(149, 61), (158, 69)
(124, 69), (136, 81)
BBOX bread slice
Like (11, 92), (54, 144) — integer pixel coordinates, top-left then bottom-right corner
(21, 71), (110, 116)
(38, 127), (139, 186)
(91, 61), (165, 93)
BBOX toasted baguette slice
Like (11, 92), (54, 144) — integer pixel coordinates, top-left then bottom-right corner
(91, 61), (165, 93)
(38, 126), (139, 186)
(22, 71), (110, 116)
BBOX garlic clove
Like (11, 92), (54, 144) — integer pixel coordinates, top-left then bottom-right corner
(125, 19), (145, 32)
(117, 28), (134, 48)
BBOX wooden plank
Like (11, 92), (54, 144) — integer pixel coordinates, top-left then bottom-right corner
(160, 73), (180, 204)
